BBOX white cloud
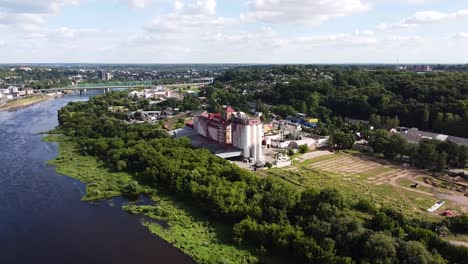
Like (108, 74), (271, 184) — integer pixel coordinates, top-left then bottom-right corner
(453, 32), (468, 39)
(174, 0), (184, 11)
(295, 30), (377, 46)
(383, 35), (425, 46)
(209, 26), (282, 47)
(374, 0), (438, 4)
(242, 0), (371, 25)
(377, 9), (468, 30)
(164, 0), (217, 15)
(0, 0), (81, 33)
(145, 14), (234, 33)
(128, 0), (152, 8)
(186, 0), (216, 15)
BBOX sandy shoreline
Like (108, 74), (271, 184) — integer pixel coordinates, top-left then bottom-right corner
(0, 95), (59, 112)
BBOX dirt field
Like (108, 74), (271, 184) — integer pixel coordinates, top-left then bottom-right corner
(300, 153), (468, 214)
(309, 155), (392, 177)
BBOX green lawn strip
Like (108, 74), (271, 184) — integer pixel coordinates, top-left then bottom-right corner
(298, 153), (340, 166)
(446, 235), (468, 243)
(342, 149), (361, 155)
(356, 166), (395, 180)
(395, 178), (414, 187)
(0, 95), (49, 109)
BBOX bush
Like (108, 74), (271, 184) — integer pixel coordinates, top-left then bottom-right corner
(354, 199), (377, 214)
(298, 144), (309, 154)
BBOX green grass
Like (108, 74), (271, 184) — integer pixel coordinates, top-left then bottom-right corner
(446, 235), (468, 243)
(44, 134), (266, 264)
(264, 162), (451, 220)
(124, 196), (259, 264)
(356, 166), (394, 179)
(0, 95), (50, 109)
(44, 134), (132, 201)
(343, 149), (361, 155)
(395, 178), (414, 187)
(297, 153), (340, 166)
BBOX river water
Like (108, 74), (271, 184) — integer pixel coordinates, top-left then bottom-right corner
(0, 93), (193, 264)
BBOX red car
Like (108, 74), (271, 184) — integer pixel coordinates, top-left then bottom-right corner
(441, 210), (455, 217)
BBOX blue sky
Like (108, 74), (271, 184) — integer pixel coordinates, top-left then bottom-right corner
(0, 0), (467, 63)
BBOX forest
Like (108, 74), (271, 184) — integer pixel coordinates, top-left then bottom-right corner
(57, 91), (468, 264)
(210, 66), (468, 138)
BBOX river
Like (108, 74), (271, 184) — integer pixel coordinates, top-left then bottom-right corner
(0, 92), (193, 264)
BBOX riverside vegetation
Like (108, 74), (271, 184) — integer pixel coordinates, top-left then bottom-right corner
(44, 134), (257, 263)
(47, 90), (468, 263)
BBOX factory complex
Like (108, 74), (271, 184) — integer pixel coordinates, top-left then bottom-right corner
(192, 106), (264, 163)
(178, 106), (329, 169)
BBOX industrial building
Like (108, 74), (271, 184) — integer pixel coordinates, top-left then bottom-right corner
(128, 86), (172, 99)
(193, 106), (264, 162)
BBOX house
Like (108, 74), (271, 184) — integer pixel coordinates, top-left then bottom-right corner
(345, 117), (370, 125)
(399, 128), (468, 146)
(163, 107), (175, 116)
(128, 86), (172, 99)
(130, 110), (163, 122)
(23, 87), (34, 95)
(108, 106), (129, 113)
(273, 153), (292, 168)
(190, 109), (208, 117)
(271, 135), (329, 150)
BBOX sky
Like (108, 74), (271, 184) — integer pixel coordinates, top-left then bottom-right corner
(0, 0), (467, 63)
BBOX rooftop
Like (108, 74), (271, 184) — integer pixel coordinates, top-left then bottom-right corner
(399, 128), (468, 146)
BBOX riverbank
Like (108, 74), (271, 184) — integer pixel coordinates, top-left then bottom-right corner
(44, 134), (262, 263)
(0, 94), (59, 112)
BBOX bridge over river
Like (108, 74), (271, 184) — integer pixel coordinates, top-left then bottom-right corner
(40, 81), (208, 94)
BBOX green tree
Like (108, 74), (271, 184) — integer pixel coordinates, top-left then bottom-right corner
(457, 146), (468, 168)
(436, 152), (448, 173)
(369, 129), (390, 154)
(398, 240), (443, 264)
(416, 140), (438, 169)
(298, 144), (309, 154)
(363, 232), (397, 264)
(331, 131), (355, 150)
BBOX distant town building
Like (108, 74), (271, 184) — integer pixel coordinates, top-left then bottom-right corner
(411, 65), (433, 72)
(19, 66), (32, 71)
(128, 86), (172, 99)
(98, 70), (113, 81)
(191, 77), (214, 84)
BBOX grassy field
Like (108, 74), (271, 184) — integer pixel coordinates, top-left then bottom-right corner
(261, 153), (460, 220)
(44, 134), (264, 263)
(0, 95), (51, 110)
(296, 153), (338, 166)
(164, 113), (189, 130)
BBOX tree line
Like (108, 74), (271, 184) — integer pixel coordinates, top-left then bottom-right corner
(214, 67), (468, 138)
